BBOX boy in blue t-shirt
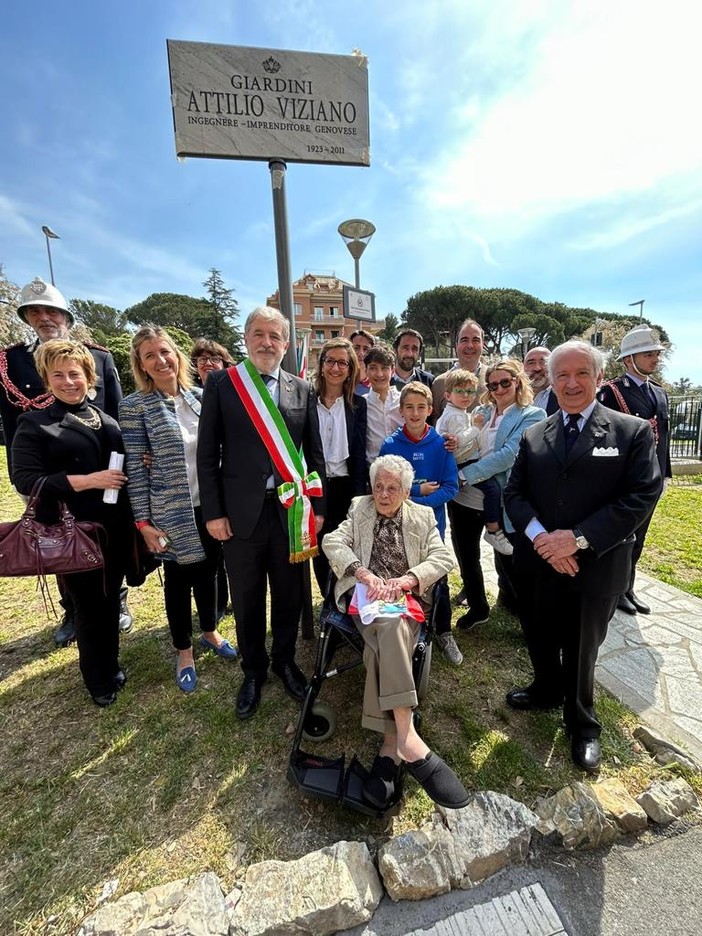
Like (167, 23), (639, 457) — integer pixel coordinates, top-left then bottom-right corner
(378, 382), (461, 664)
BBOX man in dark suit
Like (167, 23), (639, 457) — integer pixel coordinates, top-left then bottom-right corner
(524, 346), (560, 416)
(0, 277), (129, 645)
(504, 341), (661, 771)
(391, 328), (435, 390)
(198, 306), (326, 720)
(597, 325), (670, 615)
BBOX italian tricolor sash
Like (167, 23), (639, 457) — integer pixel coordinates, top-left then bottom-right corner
(228, 360), (323, 562)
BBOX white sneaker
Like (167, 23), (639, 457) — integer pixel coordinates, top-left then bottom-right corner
(483, 529), (514, 556)
(435, 632), (464, 666)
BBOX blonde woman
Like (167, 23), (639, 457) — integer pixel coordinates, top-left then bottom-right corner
(120, 326), (238, 693)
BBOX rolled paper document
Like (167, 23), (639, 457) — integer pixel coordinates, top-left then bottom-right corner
(103, 451), (125, 504)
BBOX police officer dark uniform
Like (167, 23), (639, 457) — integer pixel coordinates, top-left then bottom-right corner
(0, 277), (132, 643)
(597, 324), (671, 615)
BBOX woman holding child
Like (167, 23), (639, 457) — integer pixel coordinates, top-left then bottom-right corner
(444, 360), (546, 630)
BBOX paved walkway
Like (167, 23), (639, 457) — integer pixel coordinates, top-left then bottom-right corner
(477, 541), (702, 762)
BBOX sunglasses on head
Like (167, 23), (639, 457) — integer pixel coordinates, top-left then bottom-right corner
(486, 377), (515, 391)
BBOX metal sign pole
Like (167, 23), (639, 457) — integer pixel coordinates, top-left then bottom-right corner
(269, 159), (298, 375)
(268, 158), (313, 635)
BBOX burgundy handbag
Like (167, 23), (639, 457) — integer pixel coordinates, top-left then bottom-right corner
(0, 478), (105, 579)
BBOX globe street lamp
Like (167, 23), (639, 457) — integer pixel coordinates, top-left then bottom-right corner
(517, 326), (536, 359)
(41, 225), (60, 286)
(338, 219), (375, 288)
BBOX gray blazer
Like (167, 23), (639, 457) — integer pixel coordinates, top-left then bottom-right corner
(322, 496), (454, 608)
(119, 387), (206, 565)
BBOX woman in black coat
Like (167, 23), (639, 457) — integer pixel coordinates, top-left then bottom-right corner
(312, 338), (367, 591)
(12, 340), (132, 707)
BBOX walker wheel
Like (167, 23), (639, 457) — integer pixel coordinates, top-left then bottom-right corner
(302, 701), (337, 742)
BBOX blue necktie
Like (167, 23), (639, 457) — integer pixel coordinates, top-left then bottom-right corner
(565, 412), (581, 455)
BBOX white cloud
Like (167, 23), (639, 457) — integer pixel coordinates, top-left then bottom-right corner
(417, 2), (702, 229)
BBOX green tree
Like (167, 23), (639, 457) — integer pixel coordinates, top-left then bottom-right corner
(0, 269), (29, 347)
(202, 268), (242, 354)
(375, 313), (399, 343)
(69, 299), (127, 345)
(124, 292), (214, 335)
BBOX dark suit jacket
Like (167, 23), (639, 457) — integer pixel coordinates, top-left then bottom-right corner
(597, 375), (671, 480)
(344, 394), (368, 495)
(197, 366), (326, 539)
(0, 341), (122, 479)
(11, 401), (129, 528)
(504, 402), (661, 596)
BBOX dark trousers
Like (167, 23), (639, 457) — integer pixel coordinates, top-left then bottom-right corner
(162, 508), (221, 651)
(473, 476), (502, 526)
(223, 497), (302, 679)
(520, 567), (617, 739)
(313, 475), (354, 592)
(628, 507), (656, 592)
(447, 500), (489, 616)
(64, 557), (123, 698)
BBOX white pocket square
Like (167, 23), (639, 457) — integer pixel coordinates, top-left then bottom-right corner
(592, 446), (619, 456)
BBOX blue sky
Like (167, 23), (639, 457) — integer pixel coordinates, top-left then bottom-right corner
(1, 0), (700, 382)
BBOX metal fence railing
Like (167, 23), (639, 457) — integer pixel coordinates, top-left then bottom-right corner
(669, 395), (702, 460)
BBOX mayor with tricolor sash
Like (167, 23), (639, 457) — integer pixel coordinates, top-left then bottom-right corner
(198, 306), (326, 720)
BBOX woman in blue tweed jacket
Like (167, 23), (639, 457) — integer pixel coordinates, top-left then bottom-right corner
(119, 326), (238, 693)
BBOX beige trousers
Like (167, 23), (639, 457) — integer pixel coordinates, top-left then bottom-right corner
(354, 612), (419, 735)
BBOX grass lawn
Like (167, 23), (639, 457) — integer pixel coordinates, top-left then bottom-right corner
(1, 461), (700, 935)
(639, 474), (702, 597)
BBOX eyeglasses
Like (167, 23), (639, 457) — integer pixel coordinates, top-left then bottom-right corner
(196, 355), (223, 365)
(486, 378), (516, 392)
(323, 358), (350, 370)
(451, 388), (477, 396)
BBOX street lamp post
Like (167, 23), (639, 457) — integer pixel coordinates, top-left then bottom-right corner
(41, 226), (60, 286)
(517, 327), (536, 360)
(629, 299), (645, 322)
(338, 219), (375, 288)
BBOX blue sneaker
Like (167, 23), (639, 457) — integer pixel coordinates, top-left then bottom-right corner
(200, 635), (239, 659)
(176, 665), (197, 693)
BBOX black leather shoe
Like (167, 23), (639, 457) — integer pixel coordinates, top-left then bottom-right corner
(617, 593), (638, 615)
(54, 613), (77, 647)
(236, 675), (265, 720)
(626, 590), (651, 614)
(119, 595), (133, 632)
(92, 691), (117, 708)
(115, 670), (127, 692)
(456, 607), (490, 631)
(272, 662), (307, 702)
(572, 737), (601, 772)
(506, 686), (562, 711)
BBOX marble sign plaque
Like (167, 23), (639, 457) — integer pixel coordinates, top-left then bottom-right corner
(167, 40), (370, 166)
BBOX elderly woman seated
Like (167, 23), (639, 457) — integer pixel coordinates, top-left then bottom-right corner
(322, 454), (470, 811)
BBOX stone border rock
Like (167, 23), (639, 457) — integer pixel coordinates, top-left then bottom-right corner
(78, 776), (699, 936)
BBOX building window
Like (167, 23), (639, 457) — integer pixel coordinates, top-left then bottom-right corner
(315, 330), (325, 341)
(329, 306), (339, 317)
(294, 303), (302, 316)
(331, 330), (340, 338)
(313, 307), (324, 321)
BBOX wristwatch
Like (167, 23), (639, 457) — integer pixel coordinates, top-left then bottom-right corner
(573, 528), (590, 550)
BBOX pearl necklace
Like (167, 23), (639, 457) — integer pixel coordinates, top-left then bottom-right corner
(70, 405), (102, 429)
